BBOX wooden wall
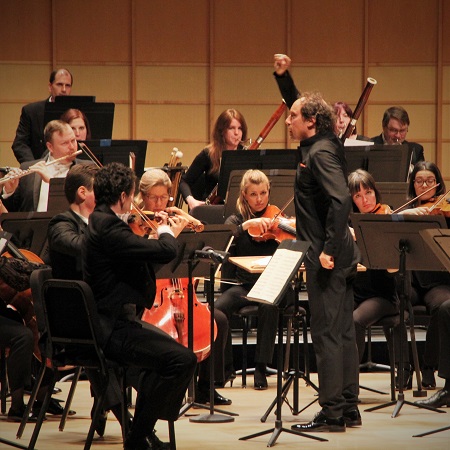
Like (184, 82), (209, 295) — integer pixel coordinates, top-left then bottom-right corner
(0, 0), (449, 179)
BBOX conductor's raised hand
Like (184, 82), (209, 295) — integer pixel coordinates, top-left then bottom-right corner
(274, 54), (292, 75)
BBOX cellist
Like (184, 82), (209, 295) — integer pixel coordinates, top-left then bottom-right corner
(136, 168), (232, 406)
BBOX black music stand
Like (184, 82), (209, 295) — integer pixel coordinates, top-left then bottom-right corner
(351, 213), (448, 418)
(239, 240), (326, 446)
(412, 227), (450, 437)
(155, 225), (238, 421)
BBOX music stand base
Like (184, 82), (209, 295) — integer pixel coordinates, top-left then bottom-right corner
(413, 389), (427, 397)
(240, 420), (327, 447)
(0, 437), (30, 450)
(190, 413), (234, 423)
(414, 425), (450, 438)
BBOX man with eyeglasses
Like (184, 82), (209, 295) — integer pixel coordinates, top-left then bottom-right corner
(371, 106), (424, 179)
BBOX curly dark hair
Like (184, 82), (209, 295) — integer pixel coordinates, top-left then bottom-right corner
(94, 162), (136, 206)
(300, 92), (335, 135)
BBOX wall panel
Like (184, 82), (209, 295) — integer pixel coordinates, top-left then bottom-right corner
(135, 0), (209, 63)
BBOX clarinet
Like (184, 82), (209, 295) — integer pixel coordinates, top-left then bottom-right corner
(341, 77), (377, 142)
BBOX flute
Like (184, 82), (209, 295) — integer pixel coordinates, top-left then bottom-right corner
(341, 77), (377, 142)
(0, 150), (82, 185)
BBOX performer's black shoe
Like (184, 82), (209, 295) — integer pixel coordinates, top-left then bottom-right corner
(395, 364), (413, 390)
(415, 389), (450, 408)
(91, 402), (108, 437)
(421, 366), (437, 389)
(291, 411), (346, 432)
(343, 407), (362, 427)
(254, 363), (268, 390)
(196, 388), (232, 405)
(147, 430), (170, 450)
(32, 398), (76, 417)
(7, 405), (40, 423)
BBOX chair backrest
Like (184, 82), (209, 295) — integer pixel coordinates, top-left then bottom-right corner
(30, 267), (53, 334)
(40, 278), (106, 372)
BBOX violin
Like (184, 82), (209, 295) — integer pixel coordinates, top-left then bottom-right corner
(371, 203), (392, 215)
(141, 278), (217, 362)
(247, 204), (296, 243)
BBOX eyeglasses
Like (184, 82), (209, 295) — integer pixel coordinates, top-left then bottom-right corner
(144, 194), (170, 202)
(387, 126), (408, 135)
(413, 177), (436, 187)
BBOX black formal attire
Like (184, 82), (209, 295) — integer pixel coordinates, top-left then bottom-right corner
(215, 210), (283, 371)
(12, 99), (49, 164)
(438, 299), (450, 380)
(295, 131), (360, 418)
(3, 157), (91, 212)
(83, 204), (197, 440)
(370, 134), (424, 176)
(353, 269), (409, 364)
(409, 271), (450, 368)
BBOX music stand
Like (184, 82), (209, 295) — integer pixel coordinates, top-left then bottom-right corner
(351, 213), (448, 417)
(411, 227), (450, 438)
(154, 225), (238, 421)
(239, 240), (326, 446)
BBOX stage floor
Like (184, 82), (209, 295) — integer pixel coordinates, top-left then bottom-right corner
(1, 372), (448, 449)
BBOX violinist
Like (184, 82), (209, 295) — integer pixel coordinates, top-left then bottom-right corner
(3, 120), (92, 212)
(215, 169), (291, 390)
(179, 109), (248, 210)
(405, 161), (450, 391)
(137, 168), (232, 405)
(348, 169), (411, 388)
(82, 162), (196, 450)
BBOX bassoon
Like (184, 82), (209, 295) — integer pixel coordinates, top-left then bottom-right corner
(205, 102), (287, 205)
(340, 77), (377, 142)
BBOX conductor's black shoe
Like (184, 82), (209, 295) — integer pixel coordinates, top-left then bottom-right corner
(343, 408), (362, 427)
(91, 403), (108, 437)
(196, 388), (232, 405)
(291, 411), (346, 432)
(147, 430), (170, 450)
(421, 366), (437, 389)
(415, 389), (450, 408)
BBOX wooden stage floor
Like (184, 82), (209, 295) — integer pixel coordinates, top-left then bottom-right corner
(1, 372), (449, 449)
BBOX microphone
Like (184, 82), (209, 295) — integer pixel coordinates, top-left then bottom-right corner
(195, 246), (229, 264)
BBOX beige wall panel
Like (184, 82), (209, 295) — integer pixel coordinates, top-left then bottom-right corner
(0, 104), (22, 148)
(440, 144), (450, 178)
(54, 0), (131, 62)
(214, 0), (286, 64)
(443, 66), (450, 101)
(137, 67), (207, 102)
(444, 2), (450, 63)
(69, 66), (130, 102)
(443, 105), (450, 140)
(135, 0), (208, 63)
(1, 1), (51, 61)
(0, 143), (18, 168)
(112, 104), (131, 139)
(0, 64), (52, 102)
(366, 66), (436, 103)
(368, 0), (438, 64)
(291, 0), (364, 64)
(136, 104), (207, 143)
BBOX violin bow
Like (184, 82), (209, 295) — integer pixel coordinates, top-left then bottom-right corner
(391, 183), (440, 214)
(271, 195), (294, 224)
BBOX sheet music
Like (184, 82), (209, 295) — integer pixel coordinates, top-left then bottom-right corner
(344, 138), (374, 147)
(247, 248), (303, 305)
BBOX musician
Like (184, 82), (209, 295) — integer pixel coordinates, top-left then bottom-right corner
(137, 168), (232, 405)
(405, 161), (450, 389)
(60, 108), (91, 141)
(3, 120), (91, 213)
(287, 92), (361, 432)
(215, 169), (289, 390)
(415, 299), (450, 408)
(12, 68), (73, 163)
(348, 169), (411, 387)
(179, 109), (248, 210)
(371, 106), (425, 177)
(83, 162), (197, 450)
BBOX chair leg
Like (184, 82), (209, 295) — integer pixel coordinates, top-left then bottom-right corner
(1, 346), (7, 414)
(284, 317), (292, 373)
(59, 366), (82, 431)
(386, 327), (396, 401)
(302, 317), (310, 378)
(407, 301), (424, 392)
(241, 316), (249, 388)
(168, 420), (176, 450)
